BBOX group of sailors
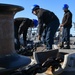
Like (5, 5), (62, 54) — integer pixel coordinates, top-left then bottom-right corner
(14, 4), (72, 50)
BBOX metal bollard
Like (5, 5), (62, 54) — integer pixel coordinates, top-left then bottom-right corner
(0, 5), (31, 75)
(0, 4), (24, 56)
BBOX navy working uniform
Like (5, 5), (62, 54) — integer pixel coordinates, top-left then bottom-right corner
(60, 4), (72, 49)
(61, 10), (72, 48)
(32, 5), (60, 50)
(14, 18), (33, 49)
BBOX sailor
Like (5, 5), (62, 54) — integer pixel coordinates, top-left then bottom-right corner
(60, 4), (72, 49)
(31, 4), (60, 50)
(14, 17), (38, 50)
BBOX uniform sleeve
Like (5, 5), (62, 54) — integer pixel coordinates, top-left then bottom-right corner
(62, 12), (72, 26)
(38, 16), (44, 37)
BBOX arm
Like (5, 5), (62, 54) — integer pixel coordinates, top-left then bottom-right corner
(38, 16), (44, 37)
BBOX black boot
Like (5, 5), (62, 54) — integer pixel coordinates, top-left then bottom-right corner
(63, 42), (70, 49)
(63, 46), (70, 49)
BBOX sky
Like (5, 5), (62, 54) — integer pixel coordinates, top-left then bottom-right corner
(0, 0), (75, 35)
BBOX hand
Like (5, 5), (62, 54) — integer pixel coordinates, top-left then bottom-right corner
(38, 35), (41, 40)
(60, 24), (64, 27)
(59, 27), (63, 32)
